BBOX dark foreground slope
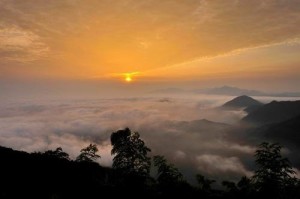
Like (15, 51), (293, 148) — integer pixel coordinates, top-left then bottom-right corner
(0, 146), (166, 199)
(1, 127), (300, 199)
(0, 146), (114, 199)
(0, 146), (195, 199)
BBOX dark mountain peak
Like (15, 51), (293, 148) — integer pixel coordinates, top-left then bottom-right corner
(243, 100), (300, 126)
(222, 95), (263, 109)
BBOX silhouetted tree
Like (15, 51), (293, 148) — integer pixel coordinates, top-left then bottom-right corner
(76, 143), (100, 163)
(222, 180), (237, 191)
(196, 174), (216, 198)
(153, 155), (195, 198)
(237, 176), (251, 190)
(253, 142), (297, 198)
(222, 180), (238, 199)
(197, 174), (215, 191)
(153, 155), (184, 185)
(111, 128), (151, 176)
(43, 147), (70, 160)
(222, 177), (254, 199)
(236, 176), (254, 198)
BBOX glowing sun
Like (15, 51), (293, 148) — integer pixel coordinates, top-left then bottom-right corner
(125, 75), (132, 82)
(123, 72), (139, 83)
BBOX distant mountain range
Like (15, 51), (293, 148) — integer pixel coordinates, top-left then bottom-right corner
(248, 113), (300, 168)
(220, 96), (300, 166)
(196, 86), (265, 96)
(197, 86), (300, 97)
(167, 119), (230, 133)
(241, 101), (300, 167)
(153, 86), (300, 97)
(221, 95), (300, 143)
(151, 88), (188, 94)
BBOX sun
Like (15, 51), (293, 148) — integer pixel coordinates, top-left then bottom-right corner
(125, 75), (132, 82)
(110, 72), (139, 83)
(123, 72), (139, 83)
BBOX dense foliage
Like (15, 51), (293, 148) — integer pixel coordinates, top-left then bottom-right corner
(111, 128), (151, 176)
(0, 128), (299, 199)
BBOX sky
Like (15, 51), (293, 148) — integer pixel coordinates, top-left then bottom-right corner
(1, 0), (300, 91)
(1, 0), (300, 183)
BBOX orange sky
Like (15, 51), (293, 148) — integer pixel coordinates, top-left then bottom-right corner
(1, 0), (300, 88)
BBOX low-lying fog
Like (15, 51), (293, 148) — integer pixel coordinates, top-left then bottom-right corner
(0, 94), (299, 184)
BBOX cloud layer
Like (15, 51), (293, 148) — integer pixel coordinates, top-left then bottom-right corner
(0, 95), (257, 183)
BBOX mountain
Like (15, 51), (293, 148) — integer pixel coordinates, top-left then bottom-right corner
(151, 87), (188, 94)
(165, 119), (230, 136)
(243, 104), (264, 114)
(151, 86), (300, 97)
(195, 86), (300, 97)
(263, 115), (300, 147)
(195, 86), (265, 96)
(222, 95), (263, 111)
(243, 100), (300, 126)
(249, 115), (300, 168)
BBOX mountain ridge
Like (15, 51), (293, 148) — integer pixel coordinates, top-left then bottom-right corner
(152, 86), (300, 97)
(243, 100), (300, 126)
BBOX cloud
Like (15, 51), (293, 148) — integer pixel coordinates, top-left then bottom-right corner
(196, 154), (253, 177)
(0, 26), (48, 62)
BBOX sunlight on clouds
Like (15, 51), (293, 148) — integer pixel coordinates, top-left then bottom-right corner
(196, 154), (253, 177)
(145, 39), (300, 80)
(0, 26), (48, 62)
(0, 0), (300, 83)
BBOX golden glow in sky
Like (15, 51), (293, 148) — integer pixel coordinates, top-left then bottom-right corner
(0, 0), (300, 87)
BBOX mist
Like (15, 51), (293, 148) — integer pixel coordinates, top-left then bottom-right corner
(1, 80), (300, 184)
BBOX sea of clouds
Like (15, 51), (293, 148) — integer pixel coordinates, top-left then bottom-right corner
(0, 94), (297, 183)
